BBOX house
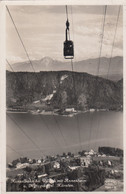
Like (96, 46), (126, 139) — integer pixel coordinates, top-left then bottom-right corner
(65, 108), (76, 112)
(80, 156), (92, 167)
(28, 158), (33, 164)
(74, 155), (80, 158)
(108, 160), (112, 166)
(53, 161), (60, 169)
(49, 178), (55, 184)
(38, 174), (47, 179)
(89, 149), (96, 155)
(37, 159), (42, 164)
(68, 166), (80, 171)
(90, 109), (95, 112)
(17, 173), (23, 176)
(102, 154), (106, 157)
(16, 162), (29, 169)
(84, 152), (89, 155)
(8, 162), (13, 168)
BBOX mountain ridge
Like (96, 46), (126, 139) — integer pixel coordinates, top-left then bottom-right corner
(7, 56), (123, 81)
(6, 70), (123, 111)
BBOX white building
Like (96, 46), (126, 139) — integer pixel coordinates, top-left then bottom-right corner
(53, 161), (60, 169)
(65, 108), (76, 112)
(16, 163), (29, 169)
(68, 166), (80, 170)
(37, 159), (42, 164)
(90, 109), (95, 112)
(89, 149), (96, 155)
(38, 174), (47, 178)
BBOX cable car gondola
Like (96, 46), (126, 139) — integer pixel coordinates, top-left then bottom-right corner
(63, 16), (74, 59)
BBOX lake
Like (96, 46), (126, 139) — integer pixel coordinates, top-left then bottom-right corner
(6, 111), (123, 163)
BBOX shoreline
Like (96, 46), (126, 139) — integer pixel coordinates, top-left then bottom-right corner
(6, 109), (122, 117)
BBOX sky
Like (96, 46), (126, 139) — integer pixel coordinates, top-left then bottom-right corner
(6, 5), (123, 64)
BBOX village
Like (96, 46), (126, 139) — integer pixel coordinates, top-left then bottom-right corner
(7, 107), (113, 117)
(6, 147), (123, 191)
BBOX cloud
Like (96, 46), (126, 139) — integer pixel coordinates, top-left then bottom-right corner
(6, 5), (123, 64)
(9, 5), (122, 16)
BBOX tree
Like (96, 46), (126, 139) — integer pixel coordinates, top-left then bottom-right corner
(68, 152), (72, 157)
(63, 152), (66, 157)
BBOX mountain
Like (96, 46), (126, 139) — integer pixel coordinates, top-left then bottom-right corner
(8, 56), (123, 81)
(6, 71), (123, 111)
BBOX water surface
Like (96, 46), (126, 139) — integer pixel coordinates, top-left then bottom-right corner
(6, 111), (123, 162)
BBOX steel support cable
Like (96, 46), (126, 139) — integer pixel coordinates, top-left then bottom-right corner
(71, 5), (74, 44)
(6, 59), (27, 91)
(70, 6), (82, 152)
(88, 5), (107, 151)
(7, 144), (23, 157)
(6, 60), (62, 147)
(86, 19), (104, 151)
(65, 5), (70, 40)
(6, 6), (44, 99)
(72, 5), (92, 152)
(63, 6), (78, 151)
(66, 5), (68, 20)
(52, 114), (68, 148)
(70, 6), (80, 152)
(6, 6), (36, 73)
(6, 5), (45, 107)
(7, 113), (44, 155)
(107, 6), (121, 80)
(67, 6), (79, 152)
(96, 5), (107, 77)
(33, 5), (72, 151)
(6, 7), (65, 151)
(6, 59), (14, 72)
(41, 114), (65, 151)
(94, 5), (121, 149)
(6, 61), (64, 150)
(51, 67), (75, 149)
(7, 5), (77, 154)
(71, 59), (82, 152)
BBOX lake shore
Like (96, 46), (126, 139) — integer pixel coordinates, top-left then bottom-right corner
(6, 108), (117, 117)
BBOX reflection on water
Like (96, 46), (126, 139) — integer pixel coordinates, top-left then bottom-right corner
(6, 111), (123, 162)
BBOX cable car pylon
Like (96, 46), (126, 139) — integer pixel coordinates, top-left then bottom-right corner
(63, 5), (74, 59)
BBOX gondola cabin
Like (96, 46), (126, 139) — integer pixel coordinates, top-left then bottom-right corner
(64, 40), (74, 59)
(63, 17), (74, 59)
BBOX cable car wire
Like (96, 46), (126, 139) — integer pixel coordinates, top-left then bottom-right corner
(7, 113), (44, 155)
(94, 5), (121, 149)
(6, 6), (68, 151)
(6, 59), (64, 149)
(52, 114), (68, 147)
(65, 5), (71, 47)
(6, 59), (14, 72)
(66, 5), (68, 21)
(6, 67), (64, 152)
(7, 144), (23, 157)
(6, 6), (36, 73)
(65, 5), (82, 152)
(6, 59), (26, 91)
(67, 5), (82, 152)
(107, 5), (121, 80)
(71, 59), (82, 152)
(88, 5), (107, 151)
(71, 6), (74, 44)
(6, 60), (63, 149)
(6, 4), (68, 150)
(70, 6), (82, 152)
(40, 115), (64, 149)
(96, 5), (107, 77)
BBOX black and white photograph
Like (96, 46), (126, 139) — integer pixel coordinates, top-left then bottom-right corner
(3, 1), (124, 192)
